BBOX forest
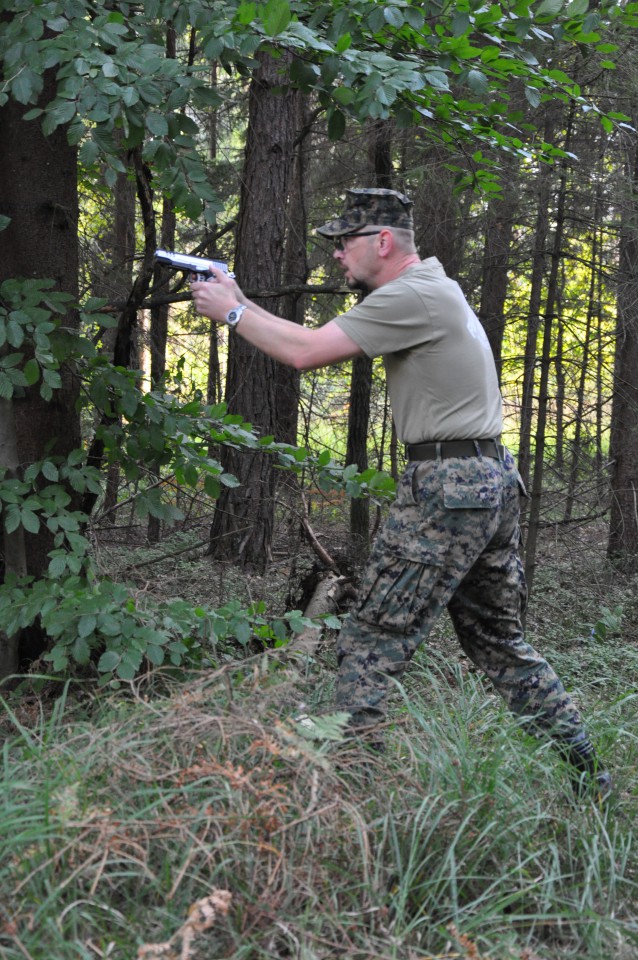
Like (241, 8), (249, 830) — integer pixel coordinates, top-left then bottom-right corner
(1, 0), (638, 957)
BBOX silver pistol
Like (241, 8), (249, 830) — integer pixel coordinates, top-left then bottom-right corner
(154, 249), (235, 280)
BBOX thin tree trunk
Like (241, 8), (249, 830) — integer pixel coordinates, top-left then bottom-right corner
(345, 120), (394, 563)
(564, 195), (601, 521)
(96, 144), (136, 517)
(147, 25), (178, 546)
(478, 180), (516, 382)
(518, 110), (557, 496)
(82, 146), (156, 518)
(277, 91), (309, 445)
(524, 108), (573, 594)
(207, 62), (223, 409)
(346, 354), (373, 562)
(148, 194), (176, 543)
(608, 122), (638, 565)
(554, 285), (565, 475)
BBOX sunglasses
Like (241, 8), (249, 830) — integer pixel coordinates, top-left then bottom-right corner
(332, 230), (382, 251)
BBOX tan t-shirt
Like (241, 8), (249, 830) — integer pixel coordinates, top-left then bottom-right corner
(334, 258), (503, 445)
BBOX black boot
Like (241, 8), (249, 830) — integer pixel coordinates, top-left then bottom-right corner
(556, 730), (613, 803)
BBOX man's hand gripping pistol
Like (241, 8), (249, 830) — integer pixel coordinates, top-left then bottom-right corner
(154, 249), (235, 281)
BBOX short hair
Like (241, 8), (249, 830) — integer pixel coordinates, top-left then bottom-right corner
(386, 226), (417, 253)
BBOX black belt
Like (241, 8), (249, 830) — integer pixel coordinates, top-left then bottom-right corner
(405, 439), (504, 461)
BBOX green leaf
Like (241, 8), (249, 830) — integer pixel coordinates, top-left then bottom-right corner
(116, 659), (137, 680)
(220, 473), (241, 488)
(467, 70), (489, 95)
(166, 87), (189, 112)
(525, 85), (542, 107)
(97, 614), (124, 637)
(262, 0), (292, 36)
(146, 645), (165, 665)
(12, 68), (38, 105)
(234, 620), (252, 646)
(290, 57), (320, 89)
(204, 475), (221, 499)
(48, 555), (67, 578)
(323, 615), (343, 630)
(383, 5), (405, 28)
(98, 650), (121, 673)
(3, 505), (21, 534)
(237, 3), (258, 25)
(79, 139), (100, 167)
(20, 509), (40, 534)
(147, 113), (168, 137)
(72, 636), (91, 665)
(327, 107), (346, 140)
(78, 614), (97, 638)
(41, 460), (59, 482)
(23, 359), (40, 386)
(6, 320), (24, 348)
(404, 7), (424, 28)
(566, 0), (589, 14)
(0, 373), (14, 399)
(536, 0), (564, 15)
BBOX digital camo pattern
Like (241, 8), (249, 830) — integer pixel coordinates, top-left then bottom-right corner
(336, 449), (585, 741)
(316, 187), (414, 237)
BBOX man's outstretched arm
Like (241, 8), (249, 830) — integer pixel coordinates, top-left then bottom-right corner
(191, 270), (363, 371)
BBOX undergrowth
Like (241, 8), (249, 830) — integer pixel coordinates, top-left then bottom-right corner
(1, 540), (637, 959)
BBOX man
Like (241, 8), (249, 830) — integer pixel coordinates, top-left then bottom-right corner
(191, 187), (611, 800)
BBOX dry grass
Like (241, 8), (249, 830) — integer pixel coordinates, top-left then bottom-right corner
(2, 519), (638, 960)
(1, 639), (637, 960)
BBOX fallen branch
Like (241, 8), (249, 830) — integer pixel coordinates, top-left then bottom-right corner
(285, 572), (353, 658)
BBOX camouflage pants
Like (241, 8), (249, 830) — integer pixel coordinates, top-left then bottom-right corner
(336, 448), (585, 741)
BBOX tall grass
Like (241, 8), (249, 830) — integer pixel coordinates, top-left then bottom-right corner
(1, 632), (636, 960)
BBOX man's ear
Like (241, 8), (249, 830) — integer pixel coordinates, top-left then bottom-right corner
(377, 228), (392, 258)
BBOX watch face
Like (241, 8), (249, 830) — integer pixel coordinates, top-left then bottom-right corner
(227, 305), (245, 326)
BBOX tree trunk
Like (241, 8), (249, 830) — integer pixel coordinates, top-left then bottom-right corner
(207, 63), (223, 409)
(524, 108), (573, 594)
(0, 63), (81, 666)
(90, 134), (136, 519)
(607, 125), (638, 566)
(149, 21), (176, 546)
(0, 397), (26, 679)
(344, 120), (395, 563)
(554, 288), (565, 475)
(346, 355), (374, 562)
(276, 91), (309, 446)
(208, 51), (297, 572)
(477, 183), (516, 383)
(148, 195), (176, 543)
(517, 109), (557, 495)
(564, 201), (601, 522)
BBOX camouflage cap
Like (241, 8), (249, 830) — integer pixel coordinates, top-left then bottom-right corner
(316, 187), (414, 237)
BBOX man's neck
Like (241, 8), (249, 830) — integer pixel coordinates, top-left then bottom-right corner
(371, 253), (421, 290)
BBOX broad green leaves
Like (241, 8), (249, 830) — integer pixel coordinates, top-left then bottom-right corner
(1, 0), (634, 205)
(0, 280), (75, 402)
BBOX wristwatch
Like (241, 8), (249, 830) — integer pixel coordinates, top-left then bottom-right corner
(225, 304), (247, 328)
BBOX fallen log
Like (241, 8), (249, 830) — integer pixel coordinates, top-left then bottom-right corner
(284, 572), (354, 658)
